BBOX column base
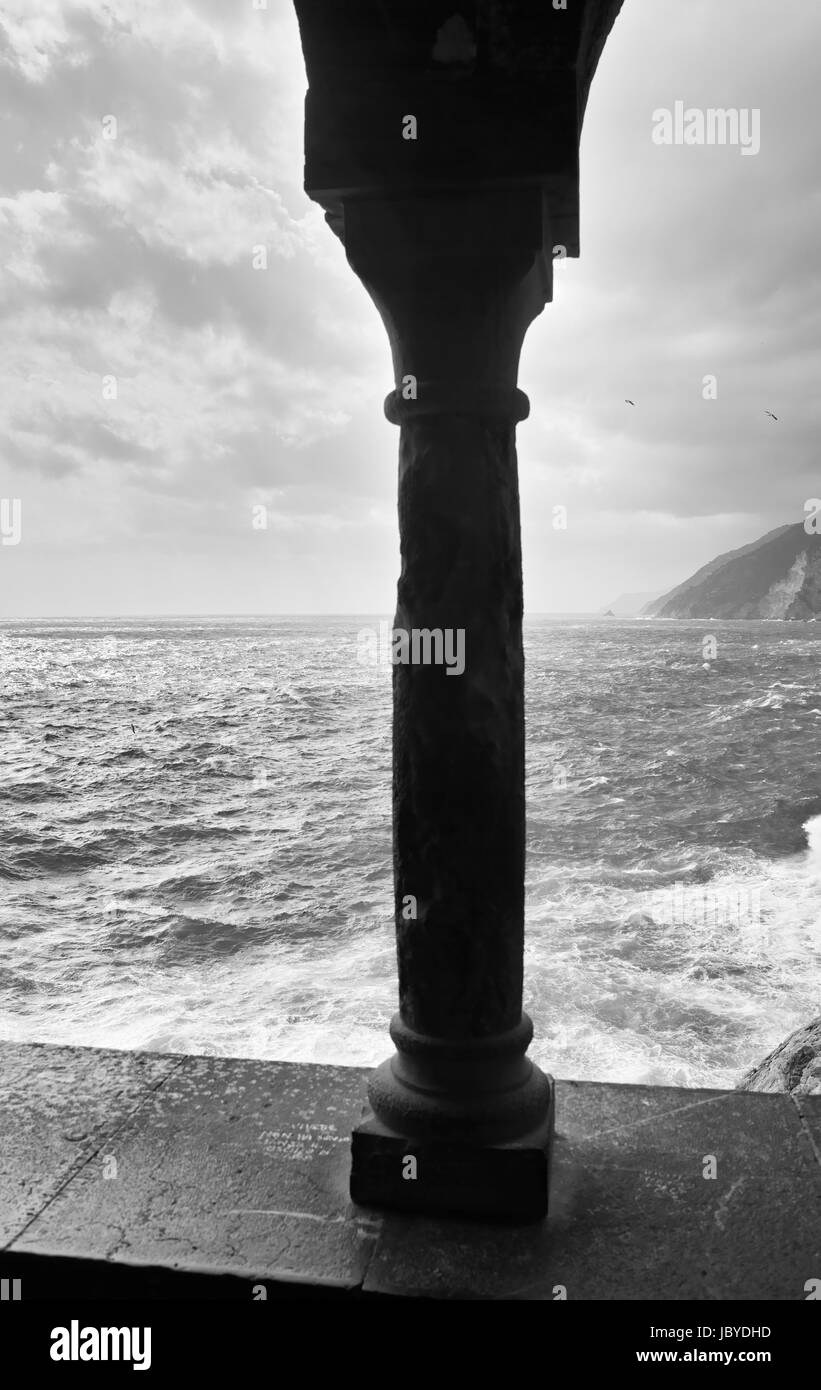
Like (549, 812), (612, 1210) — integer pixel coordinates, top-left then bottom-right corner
(350, 1077), (554, 1222)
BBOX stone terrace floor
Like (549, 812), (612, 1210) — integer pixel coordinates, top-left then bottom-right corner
(1, 1041), (819, 1299)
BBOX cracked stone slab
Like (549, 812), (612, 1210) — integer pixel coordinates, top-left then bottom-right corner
(4, 1048), (820, 1300)
(363, 1080), (821, 1300)
(792, 1094), (821, 1167)
(0, 1041), (180, 1249)
(9, 1053), (375, 1291)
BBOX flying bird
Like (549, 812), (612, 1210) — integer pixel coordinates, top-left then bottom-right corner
(765, 411), (778, 421)
(625, 399), (636, 407)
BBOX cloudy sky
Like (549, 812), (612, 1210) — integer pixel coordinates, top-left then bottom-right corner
(1, 0), (819, 616)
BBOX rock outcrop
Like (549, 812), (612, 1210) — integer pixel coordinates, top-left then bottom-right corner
(644, 522), (821, 619)
(601, 590), (660, 616)
(737, 1016), (821, 1095)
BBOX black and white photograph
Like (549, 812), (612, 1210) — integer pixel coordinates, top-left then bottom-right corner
(0, 0), (819, 1355)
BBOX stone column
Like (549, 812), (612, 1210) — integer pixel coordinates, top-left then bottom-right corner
(291, 0), (626, 1222)
(346, 189), (555, 1219)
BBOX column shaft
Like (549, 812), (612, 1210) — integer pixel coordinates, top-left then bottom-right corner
(393, 411), (525, 1041)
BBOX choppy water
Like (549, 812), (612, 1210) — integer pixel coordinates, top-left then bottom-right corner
(1, 615), (819, 1088)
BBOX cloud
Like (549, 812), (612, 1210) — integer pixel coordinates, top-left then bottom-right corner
(1, 0), (821, 613)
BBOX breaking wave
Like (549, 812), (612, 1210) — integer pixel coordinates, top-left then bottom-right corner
(1, 614), (820, 1086)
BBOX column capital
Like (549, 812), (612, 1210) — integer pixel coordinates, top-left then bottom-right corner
(293, 0), (626, 258)
(342, 187), (550, 421)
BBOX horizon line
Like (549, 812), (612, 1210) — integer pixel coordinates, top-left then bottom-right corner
(0, 610), (611, 621)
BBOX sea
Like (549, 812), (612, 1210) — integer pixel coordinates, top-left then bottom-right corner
(1, 615), (819, 1089)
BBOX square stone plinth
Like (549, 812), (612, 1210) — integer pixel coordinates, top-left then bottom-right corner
(351, 1100), (554, 1222)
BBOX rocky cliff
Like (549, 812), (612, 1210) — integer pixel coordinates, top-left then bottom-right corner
(644, 522), (821, 619)
(737, 1016), (821, 1096)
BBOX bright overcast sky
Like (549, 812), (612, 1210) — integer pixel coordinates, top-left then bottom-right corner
(1, 0), (819, 616)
